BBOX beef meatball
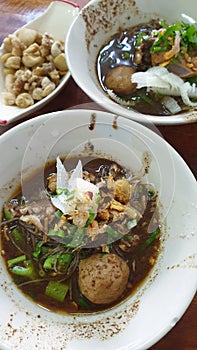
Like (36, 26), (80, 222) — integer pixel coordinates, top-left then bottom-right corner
(78, 253), (129, 304)
(104, 65), (136, 95)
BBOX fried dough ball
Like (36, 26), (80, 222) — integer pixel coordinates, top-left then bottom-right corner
(15, 92), (34, 108)
(114, 178), (133, 204)
(78, 253), (129, 304)
(105, 65), (137, 95)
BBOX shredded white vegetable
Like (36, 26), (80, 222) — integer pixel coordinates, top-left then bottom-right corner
(162, 96), (182, 114)
(51, 157), (99, 216)
(131, 67), (197, 107)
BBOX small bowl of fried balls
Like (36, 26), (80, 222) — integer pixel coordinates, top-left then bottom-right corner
(0, 1), (79, 124)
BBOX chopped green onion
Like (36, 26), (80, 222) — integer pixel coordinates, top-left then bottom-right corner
(127, 219), (137, 230)
(122, 51), (130, 59)
(187, 76), (197, 85)
(12, 227), (23, 241)
(186, 24), (197, 44)
(150, 21), (197, 53)
(11, 260), (36, 279)
(39, 269), (45, 277)
(56, 188), (74, 201)
(170, 57), (180, 65)
(65, 191), (74, 201)
(48, 228), (65, 238)
(43, 253), (73, 271)
(55, 210), (63, 218)
(20, 196), (26, 205)
(96, 192), (101, 204)
(4, 208), (13, 220)
(33, 241), (43, 259)
(140, 94), (153, 105)
(106, 226), (121, 243)
(56, 188), (66, 195)
(159, 19), (167, 28)
(99, 252), (107, 258)
(8, 254), (26, 268)
(45, 281), (69, 302)
(66, 227), (85, 248)
(58, 253), (72, 269)
(109, 58), (116, 67)
(148, 190), (155, 198)
(86, 208), (96, 226)
(123, 234), (131, 241)
(141, 227), (160, 251)
(43, 254), (58, 270)
(78, 295), (90, 309)
(136, 32), (148, 46)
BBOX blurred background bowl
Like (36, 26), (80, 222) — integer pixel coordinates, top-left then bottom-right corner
(66, 0), (197, 125)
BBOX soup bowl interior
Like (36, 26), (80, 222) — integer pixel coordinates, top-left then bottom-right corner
(0, 109), (196, 350)
(66, 0), (197, 125)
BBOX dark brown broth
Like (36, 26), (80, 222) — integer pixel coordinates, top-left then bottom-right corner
(1, 156), (161, 314)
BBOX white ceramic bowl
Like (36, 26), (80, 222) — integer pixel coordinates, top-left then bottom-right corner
(0, 1), (79, 125)
(66, 0), (197, 125)
(0, 109), (196, 350)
